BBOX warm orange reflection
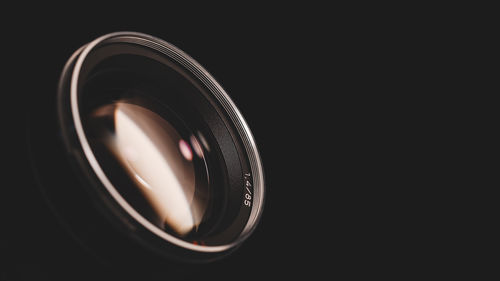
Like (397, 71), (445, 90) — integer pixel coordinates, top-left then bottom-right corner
(93, 102), (208, 236)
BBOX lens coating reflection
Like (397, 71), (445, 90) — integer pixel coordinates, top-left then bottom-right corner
(89, 101), (210, 237)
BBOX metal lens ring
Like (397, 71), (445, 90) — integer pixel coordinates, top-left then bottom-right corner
(58, 32), (265, 257)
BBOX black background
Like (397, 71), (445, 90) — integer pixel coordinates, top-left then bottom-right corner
(1, 4), (477, 280)
(1, 6), (398, 280)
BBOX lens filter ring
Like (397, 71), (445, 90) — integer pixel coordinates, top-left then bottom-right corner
(57, 32), (265, 258)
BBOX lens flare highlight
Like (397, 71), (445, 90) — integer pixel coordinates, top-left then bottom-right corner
(90, 102), (210, 236)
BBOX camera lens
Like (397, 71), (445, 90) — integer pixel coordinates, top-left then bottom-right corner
(86, 99), (213, 239)
(49, 32), (265, 263)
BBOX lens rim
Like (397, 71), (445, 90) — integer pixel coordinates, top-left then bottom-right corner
(59, 32), (265, 254)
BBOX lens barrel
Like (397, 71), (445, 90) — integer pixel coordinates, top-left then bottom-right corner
(2, 32), (264, 280)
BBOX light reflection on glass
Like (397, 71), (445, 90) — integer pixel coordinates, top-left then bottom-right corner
(179, 139), (193, 161)
(90, 102), (209, 236)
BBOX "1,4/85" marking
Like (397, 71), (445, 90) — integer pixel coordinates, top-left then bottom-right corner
(244, 173), (252, 207)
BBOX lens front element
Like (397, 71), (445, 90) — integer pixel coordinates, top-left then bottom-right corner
(88, 100), (211, 237)
(58, 32), (265, 260)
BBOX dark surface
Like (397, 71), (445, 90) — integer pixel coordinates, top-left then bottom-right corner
(0, 8), (369, 281)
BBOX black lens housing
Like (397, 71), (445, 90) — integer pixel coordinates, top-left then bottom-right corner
(24, 32), (265, 272)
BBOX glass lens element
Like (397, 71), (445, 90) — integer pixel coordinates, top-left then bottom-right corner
(88, 101), (210, 237)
